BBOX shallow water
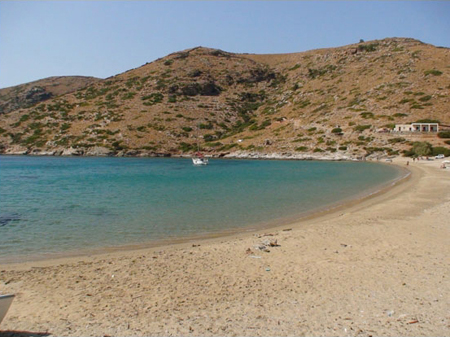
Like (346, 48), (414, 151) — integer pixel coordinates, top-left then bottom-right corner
(0, 156), (403, 262)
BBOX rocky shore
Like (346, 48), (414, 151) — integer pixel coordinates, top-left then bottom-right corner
(2, 145), (363, 161)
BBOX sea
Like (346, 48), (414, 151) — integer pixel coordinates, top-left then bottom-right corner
(0, 156), (405, 263)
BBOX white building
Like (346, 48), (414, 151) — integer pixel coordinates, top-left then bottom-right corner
(394, 123), (439, 133)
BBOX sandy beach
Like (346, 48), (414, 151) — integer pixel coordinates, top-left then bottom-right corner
(0, 157), (449, 336)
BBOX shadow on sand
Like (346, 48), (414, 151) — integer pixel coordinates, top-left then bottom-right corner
(0, 331), (51, 337)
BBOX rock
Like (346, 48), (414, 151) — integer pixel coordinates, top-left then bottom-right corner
(85, 146), (113, 156)
(5, 146), (29, 155)
(61, 147), (84, 156)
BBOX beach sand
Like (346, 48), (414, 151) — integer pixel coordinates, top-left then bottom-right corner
(0, 157), (449, 336)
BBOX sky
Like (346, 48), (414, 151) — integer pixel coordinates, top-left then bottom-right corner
(1, 1), (449, 89)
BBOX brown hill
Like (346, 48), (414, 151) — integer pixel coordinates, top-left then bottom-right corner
(0, 38), (449, 158)
(0, 76), (100, 114)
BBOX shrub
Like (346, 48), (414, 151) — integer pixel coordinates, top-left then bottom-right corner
(199, 123), (213, 130)
(424, 69), (442, 76)
(416, 119), (440, 123)
(122, 92), (136, 100)
(331, 127), (342, 134)
(438, 131), (450, 139)
(419, 95), (432, 102)
(179, 142), (194, 152)
(431, 146), (450, 157)
(388, 137), (406, 144)
(142, 93), (164, 105)
(353, 124), (371, 132)
(338, 146), (347, 151)
(203, 134), (215, 142)
(360, 112), (374, 119)
(357, 43), (379, 52)
(182, 127), (192, 132)
(413, 142), (432, 156)
(295, 146), (308, 152)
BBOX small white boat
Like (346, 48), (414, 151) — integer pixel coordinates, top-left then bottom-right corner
(192, 152), (208, 165)
(0, 294), (14, 325)
(191, 123), (209, 166)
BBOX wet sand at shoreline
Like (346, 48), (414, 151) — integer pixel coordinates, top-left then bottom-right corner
(1, 157), (449, 336)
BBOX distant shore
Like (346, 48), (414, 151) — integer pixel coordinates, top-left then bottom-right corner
(1, 156), (449, 336)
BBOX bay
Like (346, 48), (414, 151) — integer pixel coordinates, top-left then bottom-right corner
(0, 156), (404, 262)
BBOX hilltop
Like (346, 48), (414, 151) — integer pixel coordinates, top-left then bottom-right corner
(0, 38), (449, 158)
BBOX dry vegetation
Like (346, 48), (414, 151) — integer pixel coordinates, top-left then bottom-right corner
(0, 38), (449, 158)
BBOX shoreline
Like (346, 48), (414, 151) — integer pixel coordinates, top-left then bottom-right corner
(1, 157), (449, 336)
(0, 159), (408, 266)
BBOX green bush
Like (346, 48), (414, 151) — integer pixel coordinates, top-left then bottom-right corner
(431, 146), (450, 157)
(438, 131), (450, 139)
(353, 124), (371, 132)
(357, 43), (379, 52)
(142, 93), (164, 105)
(403, 142), (448, 157)
(388, 137), (406, 144)
(331, 127), (342, 134)
(418, 95), (432, 102)
(416, 118), (440, 123)
(424, 69), (442, 76)
(179, 142), (194, 152)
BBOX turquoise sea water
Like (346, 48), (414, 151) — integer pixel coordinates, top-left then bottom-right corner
(0, 156), (404, 262)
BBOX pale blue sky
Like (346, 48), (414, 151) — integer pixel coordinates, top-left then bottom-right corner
(1, 1), (449, 89)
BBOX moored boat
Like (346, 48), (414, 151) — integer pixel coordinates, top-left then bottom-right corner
(192, 152), (208, 165)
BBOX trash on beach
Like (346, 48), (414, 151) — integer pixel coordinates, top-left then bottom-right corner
(255, 244), (270, 252)
(265, 267), (271, 271)
(268, 239), (280, 247)
(245, 248), (253, 255)
(407, 320), (419, 324)
(249, 255), (261, 259)
(282, 228), (292, 231)
(386, 310), (395, 317)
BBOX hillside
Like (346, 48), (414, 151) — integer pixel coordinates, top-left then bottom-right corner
(0, 76), (100, 114)
(0, 38), (449, 158)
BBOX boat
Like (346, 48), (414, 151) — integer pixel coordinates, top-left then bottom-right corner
(192, 124), (209, 166)
(0, 294), (14, 325)
(192, 152), (208, 165)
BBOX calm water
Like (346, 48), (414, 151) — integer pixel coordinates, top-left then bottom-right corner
(0, 156), (404, 262)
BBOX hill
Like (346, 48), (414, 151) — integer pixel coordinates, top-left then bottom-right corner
(0, 76), (100, 115)
(0, 38), (449, 158)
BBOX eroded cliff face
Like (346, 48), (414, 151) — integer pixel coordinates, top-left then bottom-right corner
(0, 39), (449, 158)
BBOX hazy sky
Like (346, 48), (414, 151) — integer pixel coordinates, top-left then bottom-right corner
(1, 1), (449, 89)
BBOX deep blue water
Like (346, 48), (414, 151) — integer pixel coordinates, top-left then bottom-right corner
(0, 156), (404, 262)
